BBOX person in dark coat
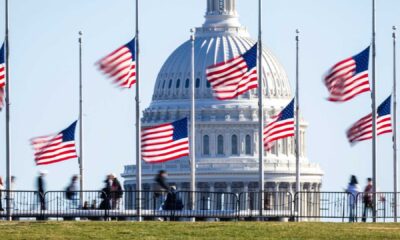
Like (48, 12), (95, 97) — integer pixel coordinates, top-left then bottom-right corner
(154, 170), (170, 210)
(362, 178), (373, 222)
(99, 175), (112, 210)
(37, 171), (47, 210)
(163, 186), (183, 211)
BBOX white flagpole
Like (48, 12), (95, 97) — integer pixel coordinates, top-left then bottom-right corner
(190, 28), (196, 221)
(4, 0), (11, 221)
(135, 0), (142, 221)
(295, 29), (301, 200)
(78, 31), (84, 208)
(371, 0), (377, 222)
(393, 25), (398, 223)
(257, 0), (265, 217)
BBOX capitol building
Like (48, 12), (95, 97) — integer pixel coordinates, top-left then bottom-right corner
(121, 0), (323, 198)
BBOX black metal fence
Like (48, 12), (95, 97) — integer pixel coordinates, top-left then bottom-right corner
(0, 190), (399, 222)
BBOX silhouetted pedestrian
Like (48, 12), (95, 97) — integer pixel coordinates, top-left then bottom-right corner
(37, 171), (47, 210)
(110, 174), (123, 210)
(362, 178), (373, 222)
(66, 175), (79, 209)
(154, 170), (170, 210)
(99, 175), (112, 210)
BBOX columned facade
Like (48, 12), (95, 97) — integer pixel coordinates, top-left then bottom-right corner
(121, 0), (323, 210)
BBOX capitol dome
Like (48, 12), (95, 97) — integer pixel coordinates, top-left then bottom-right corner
(123, 0), (323, 198)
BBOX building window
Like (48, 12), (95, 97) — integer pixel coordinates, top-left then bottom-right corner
(162, 80), (166, 89)
(196, 78), (200, 88)
(203, 135), (210, 155)
(168, 79), (173, 89)
(185, 78), (190, 88)
(231, 135), (238, 155)
(245, 135), (251, 155)
(217, 135), (224, 155)
(176, 79), (180, 88)
(206, 80), (211, 88)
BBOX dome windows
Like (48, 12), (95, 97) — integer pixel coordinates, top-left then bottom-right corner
(176, 79), (181, 88)
(245, 134), (251, 155)
(196, 78), (200, 88)
(231, 134), (238, 155)
(203, 135), (210, 156)
(168, 79), (173, 89)
(185, 78), (190, 88)
(217, 135), (224, 155)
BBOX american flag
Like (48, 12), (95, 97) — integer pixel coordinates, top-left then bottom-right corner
(142, 118), (189, 163)
(97, 38), (136, 88)
(347, 95), (392, 144)
(31, 121), (78, 165)
(324, 46), (371, 102)
(206, 44), (258, 100)
(0, 43), (5, 110)
(264, 99), (295, 150)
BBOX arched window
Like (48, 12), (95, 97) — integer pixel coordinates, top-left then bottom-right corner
(231, 135), (238, 155)
(203, 135), (210, 155)
(185, 79), (190, 88)
(245, 135), (251, 155)
(206, 80), (211, 88)
(168, 79), (173, 89)
(196, 78), (200, 88)
(217, 135), (224, 155)
(162, 80), (166, 89)
(176, 79), (180, 88)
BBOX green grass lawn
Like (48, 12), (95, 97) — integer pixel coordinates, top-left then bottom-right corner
(0, 221), (400, 240)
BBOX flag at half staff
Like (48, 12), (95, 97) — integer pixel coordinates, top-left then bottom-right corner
(0, 43), (5, 110)
(264, 99), (295, 150)
(347, 95), (392, 144)
(31, 121), (78, 165)
(206, 43), (258, 100)
(324, 46), (371, 102)
(142, 118), (189, 163)
(97, 38), (136, 88)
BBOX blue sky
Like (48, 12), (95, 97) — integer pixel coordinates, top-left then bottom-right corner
(0, 0), (399, 191)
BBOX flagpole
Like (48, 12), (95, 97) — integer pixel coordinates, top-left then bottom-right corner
(371, 0), (377, 222)
(4, 0), (11, 222)
(135, 0), (142, 222)
(257, 0), (265, 217)
(295, 29), (301, 206)
(392, 25), (398, 223)
(190, 28), (196, 221)
(78, 31), (84, 208)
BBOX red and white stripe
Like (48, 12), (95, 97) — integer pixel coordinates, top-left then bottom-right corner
(31, 134), (78, 165)
(0, 61), (5, 110)
(206, 56), (258, 100)
(263, 117), (295, 150)
(97, 46), (136, 88)
(141, 123), (189, 163)
(347, 114), (392, 143)
(324, 58), (370, 102)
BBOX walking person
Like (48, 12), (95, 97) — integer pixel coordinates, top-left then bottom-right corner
(154, 170), (170, 211)
(346, 175), (360, 222)
(0, 176), (4, 211)
(66, 175), (79, 209)
(37, 171), (47, 211)
(99, 175), (112, 210)
(362, 178), (373, 222)
(110, 174), (123, 210)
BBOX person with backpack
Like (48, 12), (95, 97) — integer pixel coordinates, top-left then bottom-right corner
(99, 175), (112, 210)
(66, 175), (79, 209)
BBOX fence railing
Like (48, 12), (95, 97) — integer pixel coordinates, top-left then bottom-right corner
(0, 190), (399, 221)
